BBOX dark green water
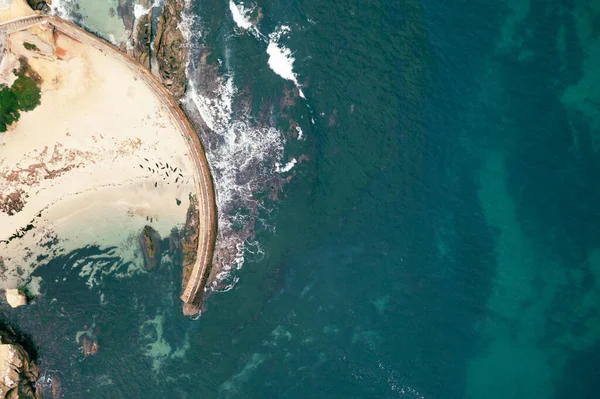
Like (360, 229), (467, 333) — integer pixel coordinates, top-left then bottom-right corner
(6, 0), (600, 397)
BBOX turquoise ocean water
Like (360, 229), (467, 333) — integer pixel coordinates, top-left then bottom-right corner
(4, 0), (600, 397)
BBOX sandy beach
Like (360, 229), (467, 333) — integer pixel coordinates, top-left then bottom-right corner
(0, 16), (199, 292)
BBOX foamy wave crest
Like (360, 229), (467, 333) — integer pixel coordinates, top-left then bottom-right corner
(49, 0), (75, 18)
(178, 6), (196, 43)
(133, 4), (150, 19)
(133, 0), (164, 20)
(276, 158), (297, 173)
(187, 74), (234, 133)
(227, 6), (305, 98)
(178, 3), (303, 292)
(267, 26), (305, 98)
(229, 0), (253, 30)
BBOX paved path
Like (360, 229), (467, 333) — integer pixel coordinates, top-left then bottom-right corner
(0, 15), (44, 33)
(0, 15), (45, 57)
(4, 15), (216, 313)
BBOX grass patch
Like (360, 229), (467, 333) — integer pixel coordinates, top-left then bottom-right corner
(0, 58), (41, 132)
(0, 88), (20, 131)
(23, 42), (39, 52)
(12, 75), (41, 111)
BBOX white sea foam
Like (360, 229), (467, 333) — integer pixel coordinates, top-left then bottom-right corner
(49, 0), (73, 18)
(266, 42), (296, 83)
(133, 4), (150, 19)
(184, 62), (287, 287)
(267, 26), (305, 98)
(296, 125), (304, 140)
(186, 75), (234, 133)
(177, 7), (195, 42)
(227, 6), (306, 99)
(276, 158), (297, 173)
(229, 0), (253, 30)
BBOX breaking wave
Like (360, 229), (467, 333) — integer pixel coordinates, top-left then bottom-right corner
(266, 26), (305, 98)
(228, 2), (305, 97)
(49, 0), (78, 20)
(182, 9), (294, 290)
(184, 73), (287, 289)
(228, 0), (253, 30)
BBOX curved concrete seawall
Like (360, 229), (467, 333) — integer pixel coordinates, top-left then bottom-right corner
(5, 14), (217, 314)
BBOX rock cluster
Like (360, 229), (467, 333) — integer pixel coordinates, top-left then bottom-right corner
(26, 0), (50, 13)
(78, 333), (98, 357)
(129, 0), (152, 70)
(140, 225), (161, 270)
(152, 0), (188, 98)
(0, 334), (39, 399)
(130, 0), (188, 98)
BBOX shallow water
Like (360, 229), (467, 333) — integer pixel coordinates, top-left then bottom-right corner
(5, 0), (600, 397)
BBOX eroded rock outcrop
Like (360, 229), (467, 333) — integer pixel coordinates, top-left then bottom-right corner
(116, 0), (136, 34)
(129, 0), (152, 70)
(133, 12), (152, 70)
(129, 0), (188, 98)
(0, 332), (39, 399)
(140, 225), (161, 270)
(78, 333), (98, 357)
(26, 0), (49, 13)
(153, 0), (188, 98)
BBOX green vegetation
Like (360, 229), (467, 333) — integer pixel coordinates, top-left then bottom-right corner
(11, 76), (41, 111)
(0, 88), (20, 132)
(23, 42), (39, 52)
(0, 58), (41, 132)
(16, 285), (34, 302)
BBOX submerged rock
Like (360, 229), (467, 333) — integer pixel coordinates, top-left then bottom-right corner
(78, 333), (98, 357)
(34, 372), (61, 399)
(140, 225), (161, 270)
(5, 289), (27, 308)
(0, 333), (39, 398)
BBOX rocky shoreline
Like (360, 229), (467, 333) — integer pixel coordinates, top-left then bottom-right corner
(128, 0), (189, 99)
(0, 328), (40, 398)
